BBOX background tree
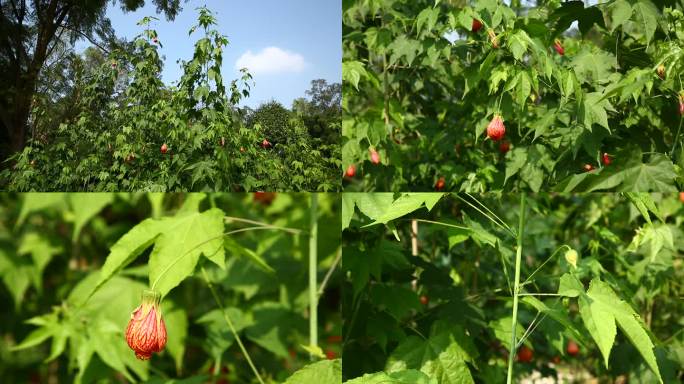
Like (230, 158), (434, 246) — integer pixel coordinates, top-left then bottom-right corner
(294, 79), (341, 146)
(246, 100), (293, 146)
(0, 0), (185, 163)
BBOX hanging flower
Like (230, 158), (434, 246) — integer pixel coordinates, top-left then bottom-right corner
(487, 115), (506, 141)
(125, 290), (167, 360)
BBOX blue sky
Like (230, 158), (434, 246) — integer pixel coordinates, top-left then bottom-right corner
(82, 0), (341, 108)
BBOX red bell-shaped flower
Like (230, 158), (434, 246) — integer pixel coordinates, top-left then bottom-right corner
(487, 115), (506, 141)
(125, 290), (167, 360)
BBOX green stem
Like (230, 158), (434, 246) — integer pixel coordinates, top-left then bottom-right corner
(318, 249), (341, 298)
(506, 195), (526, 384)
(200, 266), (264, 384)
(224, 216), (304, 235)
(670, 113), (683, 157)
(308, 194), (319, 359)
(453, 194), (516, 237)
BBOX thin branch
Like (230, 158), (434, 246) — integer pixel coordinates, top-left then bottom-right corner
(224, 216), (304, 235)
(200, 266), (264, 384)
(57, 23), (110, 54)
(317, 248), (341, 298)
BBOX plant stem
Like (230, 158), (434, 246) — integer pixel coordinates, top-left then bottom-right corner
(506, 194), (526, 384)
(318, 248), (341, 298)
(224, 216), (304, 235)
(200, 266), (264, 384)
(670, 114), (683, 156)
(309, 194), (319, 360)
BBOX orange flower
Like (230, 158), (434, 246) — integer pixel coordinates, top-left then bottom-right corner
(125, 290), (167, 360)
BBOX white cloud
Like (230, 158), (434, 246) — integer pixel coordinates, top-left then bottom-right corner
(235, 47), (306, 75)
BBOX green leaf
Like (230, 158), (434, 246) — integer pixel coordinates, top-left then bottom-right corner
(224, 237), (274, 273)
(571, 49), (615, 85)
(283, 359), (341, 384)
(68, 193), (114, 243)
(197, 307), (251, 360)
(416, 8), (439, 37)
(613, 310), (662, 384)
(162, 304), (188, 374)
(386, 325), (475, 384)
(245, 302), (305, 358)
(90, 218), (165, 299)
(557, 273), (584, 297)
(342, 61), (368, 90)
(369, 284), (421, 320)
(609, 0), (632, 32)
(589, 155), (677, 192)
(17, 233), (61, 293)
(504, 147), (527, 185)
(149, 208), (225, 297)
(388, 35), (421, 66)
(578, 279), (662, 382)
(344, 370), (437, 384)
(624, 192), (663, 224)
(11, 325), (55, 350)
(45, 323), (70, 362)
(579, 288), (616, 368)
(628, 223), (674, 262)
(581, 92), (612, 131)
(342, 194), (356, 230)
(508, 30), (531, 61)
(16, 193), (65, 228)
(447, 220), (497, 248)
(367, 193), (444, 225)
(632, 0), (658, 46)
(515, 71), (531, 108)
(520, 296), (586, 344)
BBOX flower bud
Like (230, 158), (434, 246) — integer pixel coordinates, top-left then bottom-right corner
(125, 290), (167, 360)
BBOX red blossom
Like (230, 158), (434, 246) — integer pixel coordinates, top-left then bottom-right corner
(125, 290), (167, 360)
(602, 152), (611, 165)
(487, 115), (505, 141)
(553, 39), (564, 56)
(345, 164), (356, 178)
(471, 19), (482, 33)
(369, 148), (381, 164)
(435, 177), (445, 191)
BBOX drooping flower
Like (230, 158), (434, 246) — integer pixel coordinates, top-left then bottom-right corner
(487, 29), (499, 48)
(471, 19), (483, 33)
(125, 290), (167, 360)
(369, 148), (381, 164)
(486, 115), (506, 141)
(553, 39), (564, 56)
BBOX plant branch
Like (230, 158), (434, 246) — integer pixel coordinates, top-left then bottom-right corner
(200, 266), (264, 384)
(318, 248), (341, 298)
(506, 195), (525, 384)
(308, 194), (318, 359)
(224, 216), (305, 235)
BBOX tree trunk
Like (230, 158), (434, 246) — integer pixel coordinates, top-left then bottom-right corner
(3, 0), (69, 155)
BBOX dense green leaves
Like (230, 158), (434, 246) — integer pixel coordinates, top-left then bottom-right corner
(342, 0), (683, 192)
(3, 8), (340, 192)
(343, 193), (681, 382)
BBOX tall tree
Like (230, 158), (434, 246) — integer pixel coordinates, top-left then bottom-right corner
(0, 0), (183, 160)
(298, 79), (341, 145)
